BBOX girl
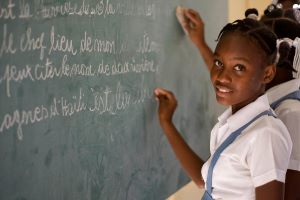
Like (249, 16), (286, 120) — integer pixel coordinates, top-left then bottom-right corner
(261, 7), (300, 200)
(185, 7), (300, 199)
(266, 37), (300, 200)
(155, 18), (292, 199)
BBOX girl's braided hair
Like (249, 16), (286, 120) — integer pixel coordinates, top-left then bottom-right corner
(217, 18), (278, 65)
(260, 8), (300, 74)
(261, 8), (300, 39)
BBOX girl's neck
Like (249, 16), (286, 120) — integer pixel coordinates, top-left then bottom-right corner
(231, 91), (265, 114)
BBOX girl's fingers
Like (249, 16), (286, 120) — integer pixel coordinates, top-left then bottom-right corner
(187, 8), (198, 15)
(154, 88), (174, 101)
(154, 88), (168, 97)
(186, 8), (198, 16)
(185, 10), (203, 26)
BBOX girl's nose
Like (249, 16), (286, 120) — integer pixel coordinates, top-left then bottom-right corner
(216, 69), (232, 83)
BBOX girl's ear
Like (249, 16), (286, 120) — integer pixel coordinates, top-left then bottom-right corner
(263, 64), (276, 84)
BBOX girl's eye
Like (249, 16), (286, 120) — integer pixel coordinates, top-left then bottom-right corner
(234, 64), (245, 71)
(214, 59), (223, 68)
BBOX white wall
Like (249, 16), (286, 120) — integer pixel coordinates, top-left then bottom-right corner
(228, 0), (271, 22)
(167, 182), (204, 200)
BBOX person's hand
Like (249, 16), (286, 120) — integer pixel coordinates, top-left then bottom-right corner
(154, 88), (177, 124)
(184, 9), (205, 47)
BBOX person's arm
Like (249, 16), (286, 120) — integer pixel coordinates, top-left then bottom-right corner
(255, 180), (284, 200)
(154, 88), (205, 188)
(183, 9), (214, 71)
(284, 169), (300, 200)
(277, 109), (300, 200)
(248, 118), (292, 200)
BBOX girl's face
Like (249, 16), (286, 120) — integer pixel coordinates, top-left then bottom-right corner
(210, 32), (275, 113)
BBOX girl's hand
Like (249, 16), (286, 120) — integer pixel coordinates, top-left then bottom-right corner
(184, 9), (205, 47)
(154, 88), (177, 123)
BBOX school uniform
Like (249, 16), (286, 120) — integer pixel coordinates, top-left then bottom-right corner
(267, 78), (300, 171)
(201, 94), (292, 200)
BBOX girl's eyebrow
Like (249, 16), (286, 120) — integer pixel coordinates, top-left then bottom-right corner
(213, 52), (250, 63)
(231, 57), (250, 63)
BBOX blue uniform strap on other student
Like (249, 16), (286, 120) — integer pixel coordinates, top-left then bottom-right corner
(270, 90), (300, 110)
(201, 109), (276, 200)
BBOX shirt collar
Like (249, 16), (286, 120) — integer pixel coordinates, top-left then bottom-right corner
(267, 78), (300, 104)
(217, 94), (271, 132)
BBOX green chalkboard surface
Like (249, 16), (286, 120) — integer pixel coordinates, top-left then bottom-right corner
(0, 0), (226, 199)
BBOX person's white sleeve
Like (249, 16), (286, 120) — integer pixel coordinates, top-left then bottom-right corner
(247, 122), (292, 187)
(278, 109), (300, 171)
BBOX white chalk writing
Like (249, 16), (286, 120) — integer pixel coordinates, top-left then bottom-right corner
(0, 24), (17, 57)
(0, 80), (153, 140)
(18, 0), (32, 19)
(80, 31), (115, 54)
(48, 26), (78, 56)
(20, 27), (46, 60)
(34, 0), (155, 19)
(0, 55), (158, 98)
(0, 1), (161, 142)
(0, 0), (16, 20)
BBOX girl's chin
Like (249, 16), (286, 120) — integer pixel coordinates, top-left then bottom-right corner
(215, 95), (232, 106)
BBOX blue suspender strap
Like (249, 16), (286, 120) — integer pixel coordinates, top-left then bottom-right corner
(202, 109), (275, 200)
(270, 90), (300, 110)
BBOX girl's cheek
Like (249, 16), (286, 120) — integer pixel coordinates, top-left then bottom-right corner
(210, 70), (217, 82)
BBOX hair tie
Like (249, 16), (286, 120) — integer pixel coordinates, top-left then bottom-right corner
(272, 0), (283, 8)
(248, 14), (258, 20)
(245, 8), (259, 20)
(292, 37), (300, 78)
(293, 9), (300, 23)
(275, 37), (300, 77)
(293, 4), (300, 9)
(264, 2), (283, 15)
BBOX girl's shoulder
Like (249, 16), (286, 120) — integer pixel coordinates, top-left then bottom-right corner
(244, 115), (292, 149)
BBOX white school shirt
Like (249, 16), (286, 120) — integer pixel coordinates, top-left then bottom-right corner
(267, 78), (300, 171)
(201, 94), (292, 200)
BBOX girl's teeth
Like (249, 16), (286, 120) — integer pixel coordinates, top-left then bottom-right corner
(219, 88), (230, 92)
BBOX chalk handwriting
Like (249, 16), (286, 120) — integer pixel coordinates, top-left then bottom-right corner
(0, 0), (16, 20)
(89, 87), (116, 115)
(34, 58), (61, 81)
(0, 2), (160, 142)
(38, 0), (90, 18)
(0, 64), (34, 97)
(88, 82), (133, 114)
(132, 75), (153, 104)
(20, 27), (46, 60)
(0, 24), (17, 58)
(115, 0), (155, 18)
(130, 58), (157, 73)
(97, 60), (111, 76)
(137, 32), (160, 54)
(60, 88), (86, 117)
(48, 26), (78, 56)
(111, 60), (130, 75)
(32, 0), (155, 19)
(0, 55), (158, 98)
(1, 81), (153, 140)
(80, 32), (115, 54)
(0, 89), (86, 140)
(0, 104), (51, 140)
(61, 55), (96, 77)
(18, 0), (32, 19)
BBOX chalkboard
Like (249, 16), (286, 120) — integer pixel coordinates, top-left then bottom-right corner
(0, 0), (227, 199)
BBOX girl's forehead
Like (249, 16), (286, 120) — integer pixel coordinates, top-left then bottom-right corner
(215, 33), (266, 65)
(217, 33), (261, 53)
